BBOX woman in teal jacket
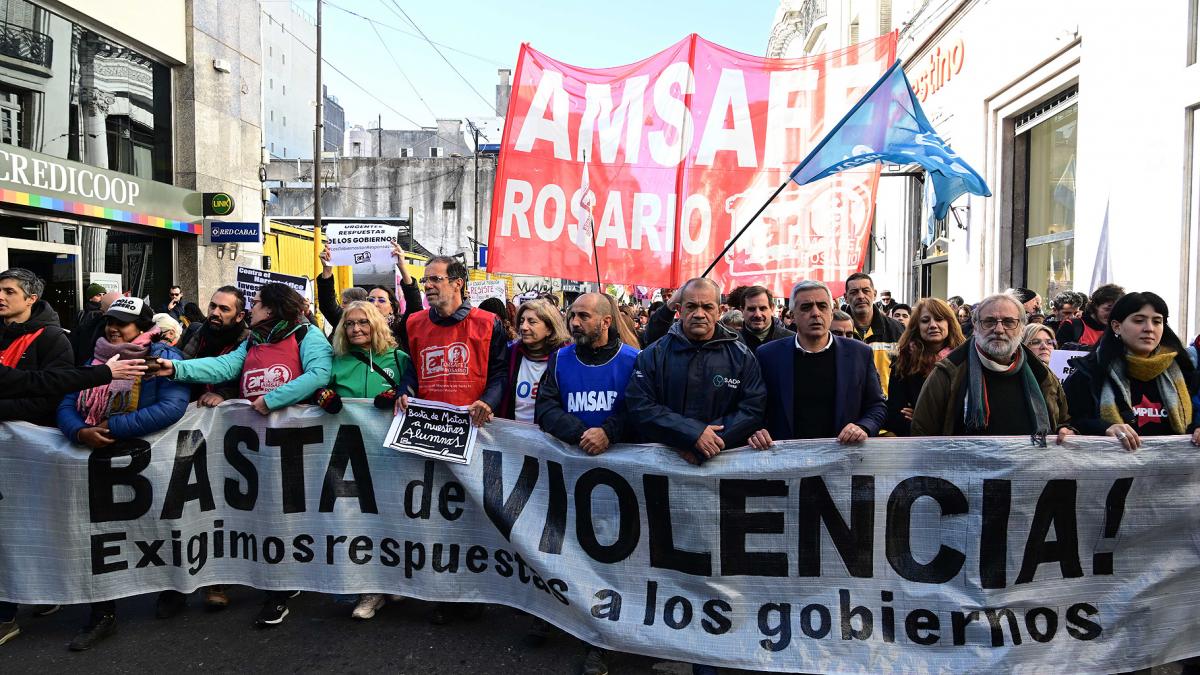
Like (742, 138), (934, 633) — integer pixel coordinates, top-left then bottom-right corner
(155, 282), (331, 628)
(157, 283), (332, 415)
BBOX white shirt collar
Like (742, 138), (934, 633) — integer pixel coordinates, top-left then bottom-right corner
(795, 332), (834, 354)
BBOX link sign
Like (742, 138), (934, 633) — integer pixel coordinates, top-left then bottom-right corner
(203, 191), (236, 216)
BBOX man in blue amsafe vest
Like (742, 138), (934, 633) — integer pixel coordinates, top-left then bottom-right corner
(534, 292), (637, 675)
(536, 293), (637, 454)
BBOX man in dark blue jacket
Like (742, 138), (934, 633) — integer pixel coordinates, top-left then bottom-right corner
(749, 279), (886, 448)
(626, 277), (766, 464)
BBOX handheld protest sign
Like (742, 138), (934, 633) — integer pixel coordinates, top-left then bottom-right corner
(383, 397), (478, 464)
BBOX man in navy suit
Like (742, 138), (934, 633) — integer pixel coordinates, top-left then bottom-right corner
(749, 279), (886, 448)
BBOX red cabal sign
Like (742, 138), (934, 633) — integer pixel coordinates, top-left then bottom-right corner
(488, 33), (898, 296)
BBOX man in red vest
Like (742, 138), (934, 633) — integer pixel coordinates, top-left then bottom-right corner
(0, 267), (76, 426)
(399, 255), (506, 627)
(401, 255), (507, 427)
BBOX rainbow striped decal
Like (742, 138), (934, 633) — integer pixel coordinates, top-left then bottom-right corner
(0, 187), (202, 234)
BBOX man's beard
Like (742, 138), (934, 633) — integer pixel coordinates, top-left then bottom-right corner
(572, 327), (602, 347)
(206, 316), (238, 332)
(976, 332), (1020, 361)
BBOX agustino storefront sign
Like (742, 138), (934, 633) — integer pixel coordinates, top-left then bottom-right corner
(0, 144), (202, 235)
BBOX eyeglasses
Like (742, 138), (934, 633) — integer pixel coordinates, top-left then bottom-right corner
(1027, 338), (1057, 348)
(419, 275), (456, 285)
(978, 317), (1020, 331)
(343, 319), (371, 329)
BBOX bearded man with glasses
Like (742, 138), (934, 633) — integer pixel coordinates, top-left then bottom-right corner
(911, 292), (1075, 442)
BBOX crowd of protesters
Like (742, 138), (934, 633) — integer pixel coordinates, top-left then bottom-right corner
(0, 246), (1195, 675)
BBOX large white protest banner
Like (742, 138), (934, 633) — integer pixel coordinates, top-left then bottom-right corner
(2, 403), (1198, 673)
(326, 223), (399, 266)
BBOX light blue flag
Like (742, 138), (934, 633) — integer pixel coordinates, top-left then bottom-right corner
(790, 59), (991, 220)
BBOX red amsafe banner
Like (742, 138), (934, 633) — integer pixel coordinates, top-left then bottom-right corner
(488, 33), (898, 297)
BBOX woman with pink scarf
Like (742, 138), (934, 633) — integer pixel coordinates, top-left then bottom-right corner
(55, 296), (189, 652)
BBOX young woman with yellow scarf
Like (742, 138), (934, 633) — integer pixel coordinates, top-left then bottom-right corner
(1064, 292), (1200, 450)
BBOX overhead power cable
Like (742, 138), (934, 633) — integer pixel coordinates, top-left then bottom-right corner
(323, 0), (509, 68)
(384, 0), (495, 111)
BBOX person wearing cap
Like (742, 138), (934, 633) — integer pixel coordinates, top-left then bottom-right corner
(76, 282), (106, 327)
(55, 295), (189, 652)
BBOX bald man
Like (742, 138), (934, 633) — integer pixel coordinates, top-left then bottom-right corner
(536, 293), (638, 454)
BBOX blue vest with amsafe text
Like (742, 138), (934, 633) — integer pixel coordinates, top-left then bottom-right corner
(554, 343), (639, 429)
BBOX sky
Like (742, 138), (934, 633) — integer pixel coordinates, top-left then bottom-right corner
(272, 0), (780, 132)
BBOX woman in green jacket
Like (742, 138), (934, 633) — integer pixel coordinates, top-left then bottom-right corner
(316, 300), (412, 409)
(314, 300), (411, 621)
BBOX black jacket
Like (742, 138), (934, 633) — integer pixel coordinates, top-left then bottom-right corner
(71, 307), (108, 366)
(884, 368), (926, 436)
(856, 308), (905, 344)
(740, 319), (795, 353)
(177, 321), (251, 401)
(0, 362), (111, 399)
(0, 300), (75, 425)
(536, 327), (628, 444)
(399, 300), (508, 411)
(1063, 339), (1199, 435)
(316, 274), (423, 353)
(625, 322), (766, 460)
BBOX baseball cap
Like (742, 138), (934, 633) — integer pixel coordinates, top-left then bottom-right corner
(85, 283), (106, 298)
(105, 296), (153, 323)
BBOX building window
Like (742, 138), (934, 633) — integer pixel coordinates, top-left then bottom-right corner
(400, 147), (413, 158)
(270, 109), (274, 121)
(270, 142), (275, 153)
(0, 85), (24, 146)
(105, 115), (154, 179)
(282, 115), (286, 127)
(352, 141), (361, 154)
(282, 84), (286, 95)
(1014, 90), (1077, 301)
(442, 201), (456, 210)
(281, 52), (285, 64)
(283, 147), (287, 156)
(429, 147), (443, 158)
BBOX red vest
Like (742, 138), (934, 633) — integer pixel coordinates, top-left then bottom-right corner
(406, 308), (493, 406)
(1080, 322), (1104, 346)
(240, 333), (303, 401)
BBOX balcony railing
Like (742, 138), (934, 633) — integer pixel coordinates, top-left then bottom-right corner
(0, 21), (52, 69)
(796, 0), (827, 41)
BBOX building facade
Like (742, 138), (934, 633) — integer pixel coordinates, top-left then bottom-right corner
(0, 0), (261, 329)
(261, 0), (323, 160)
(769, 0), (1200, 334)
(266, 154), (496, 269)
(344, 118), (472, 159)
(323, 85), (342, 155)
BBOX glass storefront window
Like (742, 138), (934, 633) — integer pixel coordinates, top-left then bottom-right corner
(1025, 238), (1074, 303)
(1020, 101), (1077, 300)
(0, 0), (172, 184)
(79, 224), (172, 302)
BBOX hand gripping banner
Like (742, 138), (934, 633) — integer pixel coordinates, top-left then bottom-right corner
(2, 402), (1200, 672)
(488, 33), (898, 298)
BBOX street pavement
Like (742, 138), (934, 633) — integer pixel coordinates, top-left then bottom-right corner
(0, 587), (745, 674)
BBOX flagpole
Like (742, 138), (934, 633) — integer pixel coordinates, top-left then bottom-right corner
(701, 178), (791, 278)
(583, 150), (602, 289)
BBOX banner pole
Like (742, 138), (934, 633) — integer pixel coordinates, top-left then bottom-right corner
(701, 178), (791, 278)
